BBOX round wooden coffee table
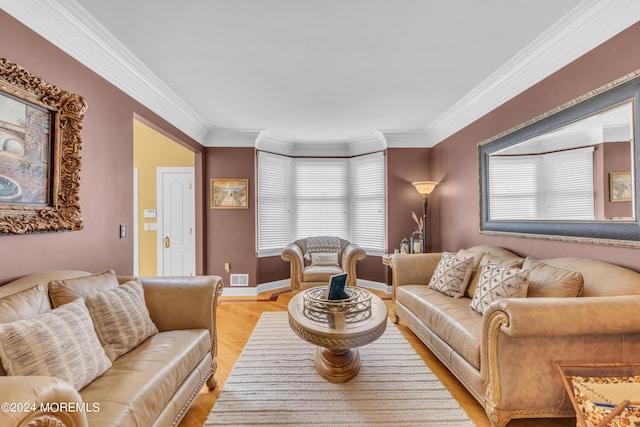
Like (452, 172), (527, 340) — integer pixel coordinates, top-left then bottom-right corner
(288, 287), (387, 383)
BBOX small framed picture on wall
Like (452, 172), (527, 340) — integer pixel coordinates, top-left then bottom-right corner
(610, 172), (632, 202)
(210, 179), (249, 209)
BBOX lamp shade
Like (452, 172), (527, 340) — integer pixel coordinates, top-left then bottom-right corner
(412, 181), (439, 197)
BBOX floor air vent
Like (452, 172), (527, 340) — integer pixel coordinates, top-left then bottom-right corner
(230, 274), (249, 287)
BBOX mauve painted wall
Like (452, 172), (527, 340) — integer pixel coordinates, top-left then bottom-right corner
(430, 22), (640, 271)
(205, 147), (258, 286)
(603, 142), (633, 219)
(0, 12), (203, 284)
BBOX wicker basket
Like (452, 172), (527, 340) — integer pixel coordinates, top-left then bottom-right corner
(301, 286), (372, 324)
(556, 362), (640, 427)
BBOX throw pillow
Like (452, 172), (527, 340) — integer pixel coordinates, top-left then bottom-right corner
(84, 280), (159, 361)
(470, 265), (530, 314)
(310, 252), (340, 266)
(306, 236), (341, 253)
(428, 252), (474, 298)
(49, 269), (119, 308)
(522, 257), (584, 297)
(0, 298), (111, 390)
(465, 254), (525, 298)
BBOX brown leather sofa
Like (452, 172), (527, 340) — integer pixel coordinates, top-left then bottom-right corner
(389, 245), (640, 427)
(281, 237), (366, 292)
(0, 270), (223, 427)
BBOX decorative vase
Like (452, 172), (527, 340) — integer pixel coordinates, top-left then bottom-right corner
(410, 229), (423, 254)
(400, 237), (409, 254)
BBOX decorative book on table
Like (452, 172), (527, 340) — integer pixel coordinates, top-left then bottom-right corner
(327, 273), (349, 300)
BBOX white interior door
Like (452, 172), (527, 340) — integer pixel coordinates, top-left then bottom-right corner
(157, 167), (195, 276)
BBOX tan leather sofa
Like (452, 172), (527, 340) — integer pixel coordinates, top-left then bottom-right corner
(281, 237), (366, 292)
(0, 270), (223, 427)
(389, 245), (640, 427)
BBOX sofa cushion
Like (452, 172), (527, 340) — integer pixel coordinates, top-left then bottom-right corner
(396, 285), (482, 369)
(303, 265), (343, 282)
(80, 329), (210, 427)
(0, 285), (53, 377)
(0, 299), (111, 390)
(428, 252), (474, 298)
(0, 284), (50, 324)
(85, 280), (159, 361)
(522, 257), (584, 297)
(470, 266), (530, 314)
(310, 252), (340, 266)
(49, 269), (119, 308)
(466, 254), (525, 298)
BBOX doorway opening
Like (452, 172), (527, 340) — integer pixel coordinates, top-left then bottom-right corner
(133, 119), (196, 276)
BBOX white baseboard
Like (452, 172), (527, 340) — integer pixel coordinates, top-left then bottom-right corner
(220, 279), (390, 296)
(357, 279), (392, 294)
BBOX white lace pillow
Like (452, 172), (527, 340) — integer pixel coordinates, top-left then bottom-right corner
(0, 298), (111, 390)
(85, 280), (158, 361)
(470, 265), (530, 314)
(310, 252), (340, 266)
(427, 252), (474, 298)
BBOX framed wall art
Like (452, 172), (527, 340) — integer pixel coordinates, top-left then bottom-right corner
(0, 58), (86, 234)
(610, 172), (632, 202)
(210, 178), (248, 209)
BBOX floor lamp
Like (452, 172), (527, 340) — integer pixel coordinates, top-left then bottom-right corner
(411, 181), (439, 253)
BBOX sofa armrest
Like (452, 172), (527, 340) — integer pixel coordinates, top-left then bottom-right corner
(139, 275), (223, 332)
(281, 243), (305, 290)
(484, 295), (640, 337)
(138, 275), (223, 388)
(0, 376), (88, 427)
(480, 295), (640, 421)
(390, 253), (442, 287)
(343, 243), (366, 286)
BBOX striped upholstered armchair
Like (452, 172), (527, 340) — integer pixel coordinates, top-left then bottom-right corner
(280, 236), (366, 293)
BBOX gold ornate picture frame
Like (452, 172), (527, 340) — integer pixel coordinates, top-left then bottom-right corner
(0, 58), (86, 234)
(210, 179), (248, 209)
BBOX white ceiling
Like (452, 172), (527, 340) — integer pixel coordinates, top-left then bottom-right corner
(2, 0), (640, 152)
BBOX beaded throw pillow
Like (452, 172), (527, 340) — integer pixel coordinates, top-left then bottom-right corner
(470, 265), (530, 314)
(427, 252), (474, 298)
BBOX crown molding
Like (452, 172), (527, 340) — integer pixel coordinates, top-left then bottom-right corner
(204, 128), (263, 147)
(0, 0), (211, 143)
(2, 0), (638, 149)
(256, 130), (386, 157)
(382, 130), (431, 148)
(425, 0), (640, 147)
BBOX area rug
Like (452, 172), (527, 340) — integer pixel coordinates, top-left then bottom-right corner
(204, 311), (474, 426)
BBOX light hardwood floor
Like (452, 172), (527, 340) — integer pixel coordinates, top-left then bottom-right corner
(179, 288), (574, 427)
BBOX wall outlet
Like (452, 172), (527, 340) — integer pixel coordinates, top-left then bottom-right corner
(224, 262), (230, 273)
(119, 224), (127, 238)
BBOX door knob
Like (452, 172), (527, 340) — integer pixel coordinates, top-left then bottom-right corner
(164, 236), (170, 248)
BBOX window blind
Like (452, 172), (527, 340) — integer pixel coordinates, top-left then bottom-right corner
(292, 158), (350, 240)
(541, 148), (595, 219)
(489, 147), (594, 220)
(257, 152), (292, 253)
(257, 151), (385, 256)
(350, 152), (385, 253)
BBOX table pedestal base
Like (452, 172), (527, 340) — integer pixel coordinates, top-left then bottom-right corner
(314, 347), (361, 383)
